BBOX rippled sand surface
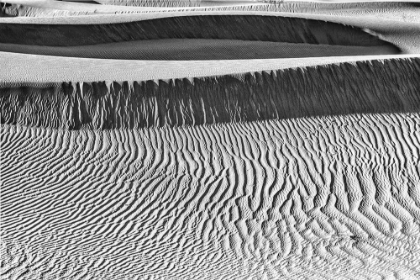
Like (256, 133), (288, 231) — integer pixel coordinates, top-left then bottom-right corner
(3, 112), (420, 279)
(1, 1), (420, 279)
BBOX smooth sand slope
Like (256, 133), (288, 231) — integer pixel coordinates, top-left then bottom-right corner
(1, 4), (420, 53)
(0, 11), (404, 61)
(2, 57), (420, 279)
(0, 15), (397, 48)
(1, 1), (420, 280)
(0, 39), (400, 60)
(0, 0), (266, 15)
(2, 52), (419, 83)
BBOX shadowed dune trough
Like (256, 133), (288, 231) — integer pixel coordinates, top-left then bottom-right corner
(1, 2), (420, 280)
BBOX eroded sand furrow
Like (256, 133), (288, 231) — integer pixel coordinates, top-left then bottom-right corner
(2, 58), (420, 130)
(2, 113), (420, 279)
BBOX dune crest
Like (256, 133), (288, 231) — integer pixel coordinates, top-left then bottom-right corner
(0, 15), (399, 49)
(2, 58), (420, 129)
(1, 2), (420, 280)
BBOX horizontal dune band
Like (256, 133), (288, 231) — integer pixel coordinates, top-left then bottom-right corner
(0, 15), (399, 48)
(0, 40), (400, 60)
(1, 58), (420, 129)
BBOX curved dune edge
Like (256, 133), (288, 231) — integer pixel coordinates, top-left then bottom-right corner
(2, 53), (419, 83)
(2, 9), (418, 26)
(2, 112), (420, 279)
(0, 39), (400, 60)
(2, 57), (420, 129)
(0, 0), (267, 15)
(0, 15), (394, 48)
(1, 10), (418, 52)
(3, 0), (420, 13)
(1, 2), (420, 280)
(1, 4), (420, 280)
(0, 5), (420, 53)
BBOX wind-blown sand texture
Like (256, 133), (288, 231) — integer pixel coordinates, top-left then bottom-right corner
(1, 1), (420, 280)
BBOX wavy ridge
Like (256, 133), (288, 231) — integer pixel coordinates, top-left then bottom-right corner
(2, 112), (420, 279)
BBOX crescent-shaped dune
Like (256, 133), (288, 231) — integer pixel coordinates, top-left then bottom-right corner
(1, 1), (420, 280)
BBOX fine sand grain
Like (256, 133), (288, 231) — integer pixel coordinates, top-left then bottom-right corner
(2, 112), (420, 279)
(1, 2), (420, 280)
(2, 58), (420, 129)
(0, 39), (400, 60)
(2, 52), (419, 82)
(0, 15), (396, 47)
(1, 6), (419, 52)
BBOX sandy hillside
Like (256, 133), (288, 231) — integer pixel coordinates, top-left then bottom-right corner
(1, 1), (420, 280)
(2, 1), (420, 53)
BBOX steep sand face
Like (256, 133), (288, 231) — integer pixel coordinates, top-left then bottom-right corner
(1, 2), (420, 279)
(0, 15), (399, 48)
(2, 58), (420, 129)
(2, 5), (419, 53)
(2, 57), (420, 279)
(2, 112), (420, 279)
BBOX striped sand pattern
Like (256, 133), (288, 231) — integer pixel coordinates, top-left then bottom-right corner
(2, 2), (420, 279)
(2, 58), (420, 129)
(2, 54), (420, 279)
(2, 112), (420, 279)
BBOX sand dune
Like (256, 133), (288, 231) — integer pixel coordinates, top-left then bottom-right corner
(1, 1), (420, 280)
(0, 15), (396, 48)
(2, 5), (419, 52)
(2, 58), (420, 129)
(0, 0), (266, 15)
(0, 39), (400, 60)
(2, 112), (420, 279)
(2, 52), (418, 83)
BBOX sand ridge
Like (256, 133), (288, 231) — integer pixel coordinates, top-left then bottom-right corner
(0, 39), (400, 60)
(2, 52), (419, 82)
(2, 112), (420, 279)
(2, 5), (419, 52)
(1, 1), (420, 279)
(2, 57), (420, 129)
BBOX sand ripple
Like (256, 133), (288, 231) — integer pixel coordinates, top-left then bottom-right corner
(2, 113), (420, 279)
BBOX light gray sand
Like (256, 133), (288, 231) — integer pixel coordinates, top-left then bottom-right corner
(1, 2), (420, 280)
(0, 39), (400, 60)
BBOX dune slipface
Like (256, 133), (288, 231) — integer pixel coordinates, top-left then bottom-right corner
(0, 15), (400, 48)
(1, 2), (420, 280)
(2, 58), (420, 129)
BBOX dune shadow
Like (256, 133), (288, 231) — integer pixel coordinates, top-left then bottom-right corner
(0, 39), (399, 60)
(1, 58), (420, 129)
(0, 15), (401, 52)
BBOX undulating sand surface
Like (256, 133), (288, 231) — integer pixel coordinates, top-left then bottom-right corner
(2, 3), (420, 53)
(0, 40), (400, 60)
(3, 112), (420, 280)
(0, 15), (397, 47)
(2, 52), (419, 83)
(1, 1), (420, 280)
